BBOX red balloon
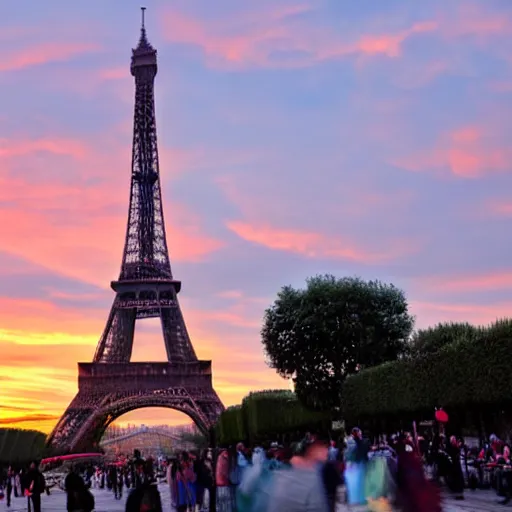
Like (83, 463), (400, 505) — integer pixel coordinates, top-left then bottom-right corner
(435, 409), (449, 423)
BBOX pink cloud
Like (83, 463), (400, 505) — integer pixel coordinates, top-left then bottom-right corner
(0, 135), (224, 287)
(0, 137), (88, 159)
(160, 7), (437, 69)
(98, 67), (128, 81)
(217, 173), (414, 224)
(355, 22), (437, 58)
(393, 125), (512, 178)
(0, 43), (99, 72)
(412, 272), (512, 293)
(488, 201), (512, 216)
(226, 221), (416, 263)
(411, 300), (512, 329)
(217, 290), (245, 300)
(443, 4), (512, 39)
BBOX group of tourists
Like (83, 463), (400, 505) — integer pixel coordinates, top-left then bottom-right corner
(0, 461), (47, 511)
(208, 430), (442, 512)
(3, 428), (512, 511)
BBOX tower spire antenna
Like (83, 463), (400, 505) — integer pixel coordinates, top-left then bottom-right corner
(141, 6), (146, 30)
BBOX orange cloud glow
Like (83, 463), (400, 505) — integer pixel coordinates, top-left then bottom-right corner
(0, 414), (60, 425)
(227, 221), (415, 263)
(1, 43), (99, 72)
(0, 297), (104, 335)
(1, 290), (286, 433)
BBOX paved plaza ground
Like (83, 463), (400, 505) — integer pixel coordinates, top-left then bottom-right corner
(0, 485), (509, 511)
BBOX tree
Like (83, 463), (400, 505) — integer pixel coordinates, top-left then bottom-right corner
(261, 275), (414, 410)
(408, 322), (478, 358)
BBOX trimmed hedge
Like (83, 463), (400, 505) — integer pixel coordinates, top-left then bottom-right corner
(243, 390), (329, 438)
(0, 428), (46, 463)
(343, 330), (512, 419)
(216, 406), (246, 445)
(216, 390), (330, 445)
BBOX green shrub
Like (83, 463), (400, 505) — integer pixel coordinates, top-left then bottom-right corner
(242, 390), (330, 438)
(408, 322), (479, 357)
(0, 428), (46, 463)
(216, 406), (246, 445)
(343, 323), (512, 419)
(216, 389), (330, 444)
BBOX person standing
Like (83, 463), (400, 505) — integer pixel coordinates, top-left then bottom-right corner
(216, 449), (233, 512)
(5, 466), (15, 507)
(117, 467), (124, 500)
(108, 465), (119, 499)
(344, 427), (369, 506)
(446, 436), (464, 501)
(194, 450), (213, 512)
(175, 452), (196, 512)
(25, 462), (45, 512)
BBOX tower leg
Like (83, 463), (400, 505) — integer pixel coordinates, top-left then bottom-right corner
(160, 307), (197, 362)
(94, 305), (136, 362)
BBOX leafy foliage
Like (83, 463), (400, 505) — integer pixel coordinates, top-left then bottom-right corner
(242, 390), (330, 439)
(343, 318), (512, 419)
(408, 322), (478, 357)
(0, 428), (46, 463)
(261, 275), (414, 410)
(216, 390), (330, 445)
(216, 406), (246, 446)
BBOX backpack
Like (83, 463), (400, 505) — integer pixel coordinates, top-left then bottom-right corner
(34, 473), (46, 494)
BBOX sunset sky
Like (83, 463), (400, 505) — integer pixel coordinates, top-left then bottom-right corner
(2, 0), (512, 433)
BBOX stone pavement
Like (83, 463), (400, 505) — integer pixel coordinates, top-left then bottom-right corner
(0, 485), (154, 512)
(0, 485), (509, 511)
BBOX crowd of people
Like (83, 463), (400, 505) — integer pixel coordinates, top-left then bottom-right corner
(2, 429), (512, 511)
(0, 461), (47, 511)
(210, 430), (441, 512)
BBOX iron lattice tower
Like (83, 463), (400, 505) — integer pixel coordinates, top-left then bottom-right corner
(47, 10), (224, 454)
(93, 8), (196, 364)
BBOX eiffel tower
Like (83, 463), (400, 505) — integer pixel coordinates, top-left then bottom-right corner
(47, 9), (224, 454)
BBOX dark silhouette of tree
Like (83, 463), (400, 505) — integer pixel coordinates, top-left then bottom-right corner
(261, 275), (414, 410)
(408, 322), (478, 358)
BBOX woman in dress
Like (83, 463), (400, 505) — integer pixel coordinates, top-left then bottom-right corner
(175, 452), (196, 512)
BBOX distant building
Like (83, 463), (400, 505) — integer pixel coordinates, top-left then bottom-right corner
(101, 423), (201, 458)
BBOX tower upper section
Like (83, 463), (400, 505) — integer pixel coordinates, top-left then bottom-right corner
(131, 7), (157, 79)
(117, 8), (175, 283)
